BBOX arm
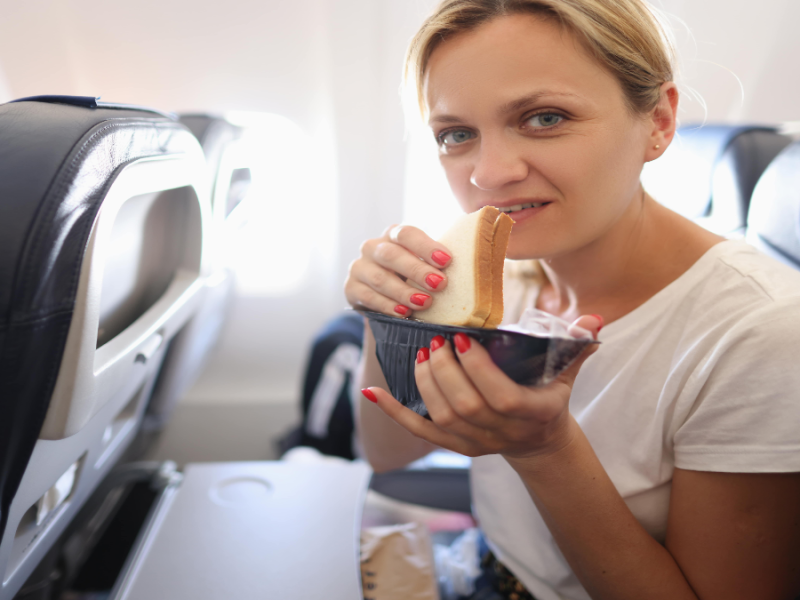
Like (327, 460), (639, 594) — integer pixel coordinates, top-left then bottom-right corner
(509, 423), (800, 599)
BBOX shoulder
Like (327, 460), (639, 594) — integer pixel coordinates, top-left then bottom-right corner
(672, 245), (800, 472)
(666, 241), (800, 339)
(702, 241), (800, 304)
(676, 242), (800, 378)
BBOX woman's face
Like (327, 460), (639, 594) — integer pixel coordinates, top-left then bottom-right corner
(425, 14), (654, 260)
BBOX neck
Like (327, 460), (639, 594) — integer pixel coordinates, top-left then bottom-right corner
(536, 190), (722, 324)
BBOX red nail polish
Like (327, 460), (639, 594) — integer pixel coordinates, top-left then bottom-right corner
(432, 251), (451, 266)
(430, 335), (445, 351)
(425, 273), (444, 289)
(454, 333), (471, 353)
(361, 388), (378, 403)
(589, 314), (604, 331)
(410, 293), (430, 306)
(395, 305), (410, 316)
(417, 348), (430, 363)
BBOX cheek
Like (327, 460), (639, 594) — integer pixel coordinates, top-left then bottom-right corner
(557, 126), (646, 215)
(441, 157), (474, 211)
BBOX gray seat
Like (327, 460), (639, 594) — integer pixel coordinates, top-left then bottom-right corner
(0, 96), (210, 599)
(746, 140), (800, 268)
(642, 124), (790, 236)
(1, 98), (373, 600)
(142, 115), (252, 433)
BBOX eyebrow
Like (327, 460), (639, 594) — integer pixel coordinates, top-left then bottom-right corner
(428, 90), (583, 126)
(498, 91), (582, 115)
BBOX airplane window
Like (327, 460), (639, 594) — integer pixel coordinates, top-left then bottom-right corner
(220, 112), (336, 297)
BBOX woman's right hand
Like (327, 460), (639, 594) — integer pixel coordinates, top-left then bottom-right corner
(345, 224), (452, 318)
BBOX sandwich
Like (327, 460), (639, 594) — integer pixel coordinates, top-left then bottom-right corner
(416, 206), (514, 328)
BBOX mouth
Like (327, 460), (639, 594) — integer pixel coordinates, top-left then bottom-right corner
(497, 202), (550, 215)
(495, 200), (553, 223)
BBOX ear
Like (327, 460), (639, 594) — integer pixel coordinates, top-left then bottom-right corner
(645, 82), (678, 162)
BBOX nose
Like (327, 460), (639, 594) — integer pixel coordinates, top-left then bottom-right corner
(469, 136), (529, 191)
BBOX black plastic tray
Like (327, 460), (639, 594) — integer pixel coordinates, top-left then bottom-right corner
(359, 309), (597, 419)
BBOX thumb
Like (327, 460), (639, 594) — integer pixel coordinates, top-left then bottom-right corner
(557, 341), (599, 387)
(556, 314), (603, 386)
(568, 313), (603, 339)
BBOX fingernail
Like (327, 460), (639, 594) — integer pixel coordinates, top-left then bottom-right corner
(589, 314), (604, 332)
(430, 335), (445, 351)
(417, 348), (430, 363)
(425, 273), (444, 289)
(410, 293), (430, 306)
(431, 250), (451, 266)
(361, 388), (378, 403)
(454, 332), (471, 353)
(395, 305), (410, 316)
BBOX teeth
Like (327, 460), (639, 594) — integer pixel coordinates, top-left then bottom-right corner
(498, 202), (544, 213)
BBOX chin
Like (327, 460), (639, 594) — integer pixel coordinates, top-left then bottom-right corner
(505, 231), (553, 261)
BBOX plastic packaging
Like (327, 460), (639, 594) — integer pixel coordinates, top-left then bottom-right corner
(361, 309), (597, 419)
(500, 307), (593, 341)
(433, 528), (483, 600)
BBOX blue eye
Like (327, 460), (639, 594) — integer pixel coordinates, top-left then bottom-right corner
(438, 129), (476, 146)
(527, 113), (563, 128)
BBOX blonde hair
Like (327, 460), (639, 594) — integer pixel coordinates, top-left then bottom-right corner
(405, 0), (674, 117)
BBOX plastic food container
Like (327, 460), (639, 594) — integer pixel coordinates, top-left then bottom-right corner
(360, 309), (597, 419)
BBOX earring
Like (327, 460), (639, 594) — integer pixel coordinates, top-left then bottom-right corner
(654, 144), (661, 149)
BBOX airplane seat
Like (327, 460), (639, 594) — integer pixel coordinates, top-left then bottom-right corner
(745, 140), (800, 268)
(642, 124), (791, 236)
(0, 96), (210, 600)
(140, 114), (251, 436)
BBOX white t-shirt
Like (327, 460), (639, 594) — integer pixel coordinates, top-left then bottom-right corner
(471, 241), (800, 600)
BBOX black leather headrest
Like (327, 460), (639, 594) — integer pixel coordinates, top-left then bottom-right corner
(0, 97), (199, 535)
(746, 141), (800, 268)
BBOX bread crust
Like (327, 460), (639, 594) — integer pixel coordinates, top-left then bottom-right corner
(469, 206), (499, 327)
(483, 212), (514, 328)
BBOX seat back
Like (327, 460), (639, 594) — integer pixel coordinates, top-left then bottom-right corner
(0, 96), (210, 599)
(642, 124), (790, 235)
(745, 140), (800, 268)
(142, 115), (251, 431)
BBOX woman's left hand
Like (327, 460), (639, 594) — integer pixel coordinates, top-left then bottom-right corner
(363, 315), (603, 460)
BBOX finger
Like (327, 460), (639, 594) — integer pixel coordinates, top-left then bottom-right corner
(426, 335), (506, 427)
(345, 280), (413, 317)
(353, 260), (436, 312)
(568, 314), (603, 339)
(372, 240), (448, 294)
(449, 333), (553, 419)
(414, 346), (495, 434)
(362, 386), (475, 454)
(387, 224), (453, 269)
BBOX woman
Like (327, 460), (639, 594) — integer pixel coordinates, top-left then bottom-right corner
(344, 1), (800, 598)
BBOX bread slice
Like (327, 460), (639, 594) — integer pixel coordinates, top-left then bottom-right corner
(415, 206), (514, 328)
